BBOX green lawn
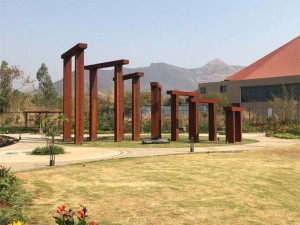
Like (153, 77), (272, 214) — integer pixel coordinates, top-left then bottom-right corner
(59, 134), (257, 148)
(17, 143), (300, 225)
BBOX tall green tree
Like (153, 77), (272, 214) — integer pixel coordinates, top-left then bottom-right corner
(0, 60), (23, 113)
(33, 63), (58, 108)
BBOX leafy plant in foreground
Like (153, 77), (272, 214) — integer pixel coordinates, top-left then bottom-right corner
(0, 165), (31, 225)
(54, 205), (96, 225)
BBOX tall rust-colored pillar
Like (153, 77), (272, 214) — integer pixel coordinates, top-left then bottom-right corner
(63, 57), (72, 142)
(188, 97), (199, 142)
(151, 82), (162, 140)
(89, 69), (98, 141)
(74, 50), (85, 144)
(170, 94), (179, 141)
(114, 65), (124, 142)
(225, 110), (235, 143)
(208, 103), (217, 141)
(235, 111), (242, 142)
(132, 76), (141, 141)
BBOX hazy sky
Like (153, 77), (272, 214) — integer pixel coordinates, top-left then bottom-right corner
(1, 0), (299, 82)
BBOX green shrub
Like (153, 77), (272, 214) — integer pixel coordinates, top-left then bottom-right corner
(32, 145), (65, 155)
(242, 123), (264, 133)
(0, 165), (31, 225)
(0, 126), (39, 134)
(273, 133), (300, 139)
(288, 127), (300, 135)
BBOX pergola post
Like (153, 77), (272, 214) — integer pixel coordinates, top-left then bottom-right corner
(61, 43), (87, 144)
(208, 103), (217, 141)
(89, 69), (98, 141)
(151, 82), (162, 140)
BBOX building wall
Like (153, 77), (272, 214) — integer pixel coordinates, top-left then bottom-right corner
(198, 75), (300, 121)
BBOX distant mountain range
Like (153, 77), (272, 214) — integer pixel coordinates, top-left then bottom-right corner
(53, 59), (244, 95)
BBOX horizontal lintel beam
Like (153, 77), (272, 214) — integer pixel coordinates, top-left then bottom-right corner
(187, 98), (220, 103)
(23, 110), (63, 113)
(84, 59), (129, 70)
(61, 43), (87, 59)
(123, 72), (144, 80)
(113, 72), (144, 81)
(223, 106), (243, 112)
(166, 90), (199, 97)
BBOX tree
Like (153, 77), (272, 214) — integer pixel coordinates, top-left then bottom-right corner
(0, 61), (23, 113)
(33, 63), (58, 108)
(202, 92), (230, 112)
(270, 85), (297, 124)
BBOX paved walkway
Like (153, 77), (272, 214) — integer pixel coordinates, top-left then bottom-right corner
(0, 133), (298, 172)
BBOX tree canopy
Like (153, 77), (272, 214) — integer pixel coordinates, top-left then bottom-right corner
(0, 60), (23, 113)
(33, 63), (58, 108)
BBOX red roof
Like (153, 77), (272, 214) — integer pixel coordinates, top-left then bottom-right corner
(225, 36), (300, 81)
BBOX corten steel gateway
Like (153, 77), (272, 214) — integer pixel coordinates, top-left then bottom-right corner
(166, 90), (220, 142)
(61, 43), (87, 144)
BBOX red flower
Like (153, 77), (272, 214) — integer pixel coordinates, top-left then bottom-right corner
(78, 210), (86, 220)
(90, 222), (97, 225)
(57, 205), (67, 214)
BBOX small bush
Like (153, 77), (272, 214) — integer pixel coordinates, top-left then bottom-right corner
(32, 145), (65, 155)
(288, 127), (300, 136)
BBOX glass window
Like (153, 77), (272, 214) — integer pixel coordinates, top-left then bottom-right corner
(199, 87), (206, 94)
(220, 85), (227, 93)
(241, 83), (300, 103)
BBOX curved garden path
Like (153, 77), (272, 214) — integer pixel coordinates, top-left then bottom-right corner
(0, 133), (298, 172)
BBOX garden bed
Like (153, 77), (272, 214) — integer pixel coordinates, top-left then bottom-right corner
(0, 135), (19, 148)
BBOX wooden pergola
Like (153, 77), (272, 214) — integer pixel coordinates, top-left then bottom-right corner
(23, 110), (62, 132)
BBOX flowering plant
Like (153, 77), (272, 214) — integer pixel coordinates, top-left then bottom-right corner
(53, 205), (96, 225)
(7, 222), (22, 225)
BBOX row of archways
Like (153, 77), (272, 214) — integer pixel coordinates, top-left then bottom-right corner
(61, 43), (243, 144)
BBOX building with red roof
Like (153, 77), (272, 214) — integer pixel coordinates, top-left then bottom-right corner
(198, 36), (300, 122)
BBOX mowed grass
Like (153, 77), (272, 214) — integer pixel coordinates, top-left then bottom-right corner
(17, 144), (300, 225)
(59, 134), (257, 148)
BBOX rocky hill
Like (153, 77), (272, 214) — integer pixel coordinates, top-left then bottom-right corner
(53, 59), (243, 95)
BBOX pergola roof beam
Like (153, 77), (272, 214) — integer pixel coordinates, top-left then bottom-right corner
(84, 59), (129, 70)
